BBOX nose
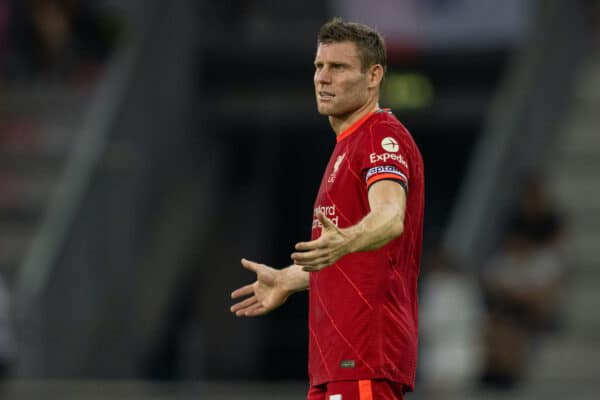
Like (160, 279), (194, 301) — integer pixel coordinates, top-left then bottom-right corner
(315, 67), (331, 85)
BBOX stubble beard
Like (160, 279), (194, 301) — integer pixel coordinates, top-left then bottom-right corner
(316, 100), (334, 116)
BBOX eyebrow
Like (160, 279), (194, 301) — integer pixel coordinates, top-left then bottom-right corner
(313, 60), (352, 67)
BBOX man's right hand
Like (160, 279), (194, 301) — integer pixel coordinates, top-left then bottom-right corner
(230, 258), (290, 317)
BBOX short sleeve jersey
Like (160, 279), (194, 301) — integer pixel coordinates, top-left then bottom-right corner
(308, 109), (424, 392)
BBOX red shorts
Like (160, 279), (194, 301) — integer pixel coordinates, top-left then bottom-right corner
(307, 380), (405, 400)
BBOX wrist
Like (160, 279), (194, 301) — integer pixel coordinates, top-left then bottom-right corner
(281, 264), (309, 294)
(341, 225), (361, 254)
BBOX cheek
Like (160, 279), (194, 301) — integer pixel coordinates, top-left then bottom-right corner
(343, 79), (369, 101)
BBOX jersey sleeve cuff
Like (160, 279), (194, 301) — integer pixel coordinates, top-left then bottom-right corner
(366, 174), (408, 193)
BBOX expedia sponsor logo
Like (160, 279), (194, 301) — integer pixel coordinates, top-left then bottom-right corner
(369, 152), (408, 168)
(381, 137), (399, 152)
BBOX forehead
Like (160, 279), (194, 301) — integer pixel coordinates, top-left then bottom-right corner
(315, 41), (361, 63)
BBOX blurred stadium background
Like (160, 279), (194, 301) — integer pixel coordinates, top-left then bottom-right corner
(0, 0), (599, 398)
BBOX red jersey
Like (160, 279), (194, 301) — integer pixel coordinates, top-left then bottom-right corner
(308, 109), (424, 392)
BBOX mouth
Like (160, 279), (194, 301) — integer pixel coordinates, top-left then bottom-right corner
(318, 91), (335, 101)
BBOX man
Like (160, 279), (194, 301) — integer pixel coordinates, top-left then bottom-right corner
(231, 18), (424, 400)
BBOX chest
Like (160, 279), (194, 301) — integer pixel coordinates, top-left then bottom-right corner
(312, 143), (368, 230)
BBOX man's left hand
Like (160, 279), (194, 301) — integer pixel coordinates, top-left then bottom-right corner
(291, 212), (352, 272)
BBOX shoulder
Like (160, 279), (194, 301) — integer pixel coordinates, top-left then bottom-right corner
(361, 112), (417, 154)
(365, 112), (413, 140)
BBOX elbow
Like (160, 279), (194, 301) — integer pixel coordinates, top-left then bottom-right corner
(390, 204), (405, 238)
(371, 219), (403, 251)
(385, 211), (404, 242)
(392, 219), (404, 239)
(383, 205), (404, 240)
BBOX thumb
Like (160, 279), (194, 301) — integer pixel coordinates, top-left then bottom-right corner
(317, 211), (336, 230)
(241, 258), (263, 273)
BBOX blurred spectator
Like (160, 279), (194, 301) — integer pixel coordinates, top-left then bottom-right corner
(419, 248), (483, 396)
(507, 175), (566, 333)
(1, 0), (119, 84)
(479, 176), (566, 389)
(480, 232), (559, 387)
(508, 175), (564, 251)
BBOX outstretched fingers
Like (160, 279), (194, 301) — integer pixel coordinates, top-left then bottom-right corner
(230, 295), (258, 314)
(231, 297), (266, 317)
(241, 258), (263, 272)
(291, 248), (326, 265)
(231, 283), (255, 299)
(302, 257), (332, 271)
(231, 257), (284, 317)
(243, 303), (268, 317)
(294, 237), (323, 252)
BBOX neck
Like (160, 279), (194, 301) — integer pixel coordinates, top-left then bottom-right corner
(330, 99), (380, 136)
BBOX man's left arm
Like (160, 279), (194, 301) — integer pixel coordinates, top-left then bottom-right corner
(291, 180), (406, 272)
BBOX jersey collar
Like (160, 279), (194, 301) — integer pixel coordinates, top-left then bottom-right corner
(335, 108), (389, 143)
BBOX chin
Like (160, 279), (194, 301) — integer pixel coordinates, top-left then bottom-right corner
(316, 105), (332, 116)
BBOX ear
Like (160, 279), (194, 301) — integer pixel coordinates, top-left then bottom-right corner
(367, 64), (384, 89)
